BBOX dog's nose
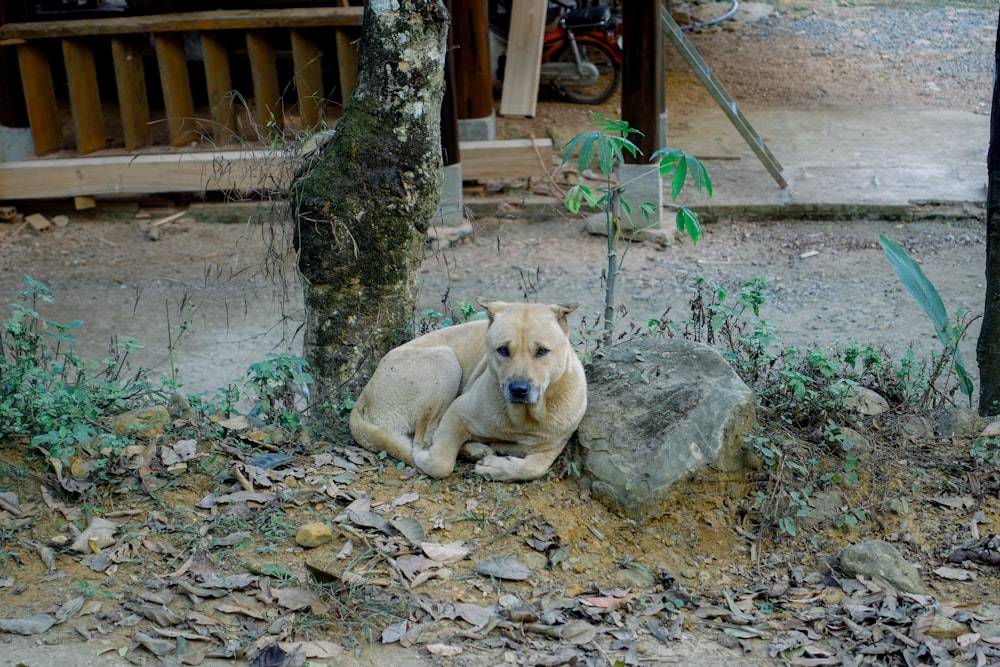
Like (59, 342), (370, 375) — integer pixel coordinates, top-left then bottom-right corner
(507, 381), (531, 402)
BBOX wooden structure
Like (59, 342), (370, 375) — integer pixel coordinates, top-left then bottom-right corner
(0, 4), (551, 201)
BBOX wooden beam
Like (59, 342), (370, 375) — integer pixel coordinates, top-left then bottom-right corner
(0, 8), (364, 40)
(201, 32), (237, 144)
(499, 0), (545, 118)
(16, 43), (61, 156)
(154, 33), (198, 146)
(0, 139), (554, 199)
(246, 30), (282, 137)
(111, 35), (151, 151)
(62, 38), (106, 154)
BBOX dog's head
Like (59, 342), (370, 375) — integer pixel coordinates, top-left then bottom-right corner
(478, 298), (577, 405)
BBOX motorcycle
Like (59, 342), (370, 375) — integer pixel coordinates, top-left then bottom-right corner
(490, 0), (623, 105)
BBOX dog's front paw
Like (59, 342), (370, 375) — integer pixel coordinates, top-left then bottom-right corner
(460, 442), (494, 461)
(474, 455), (522, 481)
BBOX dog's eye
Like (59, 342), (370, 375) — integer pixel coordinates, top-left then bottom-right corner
(535, 347), (549, 358)
(496, 346), (510, 357)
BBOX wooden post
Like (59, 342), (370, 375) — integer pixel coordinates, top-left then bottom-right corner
(621, 0), (664, 159)
(111, 36), (151, 151)
(201, 32), (237, 144)
(154, 33), (198, 146)
(246, 30), (282, 136)
(450, 0), (493, 120)
(16, 43), (62, 155)
(62, 38), (106, 154)
(291, 29), (324, 131)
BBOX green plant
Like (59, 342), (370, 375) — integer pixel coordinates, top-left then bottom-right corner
(0, 276), (158, 460)
(561, 113), (712, 345)
(879, 234), (975, 404)
(245, 352), (313, 429)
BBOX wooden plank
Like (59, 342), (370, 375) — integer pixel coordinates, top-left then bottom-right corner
(62, 38), (106, 154)
(0, 150), (292, 199)
(111, 36), (151, 151)
(154, 33), (198, 146)
(0, 139), (553, 199)
(622, 0), (663, 158)
(0, 8), (364, 40)
(201, 32), (237, 143)
(498, 0), (545, 118)
(15, 43), (61, 156)
(246, 30), (282, 138)
(290, 29), (323, 131)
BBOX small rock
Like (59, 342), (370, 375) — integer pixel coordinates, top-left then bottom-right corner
(925, 614), (970, 640)
(935, 407), (983, 438)
(841, 384), (889, 415)
(897, 414), (935, 443)
(295, 523), (334, 549)
(51, 214), (70, 228)
(112, 406), (170, 438)
(838, 540), (926, 594)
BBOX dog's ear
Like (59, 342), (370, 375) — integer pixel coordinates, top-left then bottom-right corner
(477, 297), (503, 321)
(552, 303), (578, 331)
(554, 303), (578, 319)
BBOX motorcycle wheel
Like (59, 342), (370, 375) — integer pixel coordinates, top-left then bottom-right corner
(550, 40), (621, 105)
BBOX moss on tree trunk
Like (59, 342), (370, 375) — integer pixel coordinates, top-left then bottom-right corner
(290, 0), (449, 422)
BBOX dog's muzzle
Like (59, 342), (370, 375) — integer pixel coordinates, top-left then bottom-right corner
(504, 380), (539, 404)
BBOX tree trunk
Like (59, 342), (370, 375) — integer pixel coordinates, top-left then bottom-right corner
(290, 0), (450, 418)
(978, 5), (1000, 417)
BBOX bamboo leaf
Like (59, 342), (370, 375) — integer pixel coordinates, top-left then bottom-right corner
(879, 234), (973, 397)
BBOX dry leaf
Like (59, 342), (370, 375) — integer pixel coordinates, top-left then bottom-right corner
(426, 643), (463, 657)
(421, 541), (470, 564)
(277, 640), (345, 658)
(215, 603), (265, 619)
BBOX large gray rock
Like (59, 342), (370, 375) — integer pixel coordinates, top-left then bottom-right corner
(838, 540), (926, 594)
(575, 337), (755, 517)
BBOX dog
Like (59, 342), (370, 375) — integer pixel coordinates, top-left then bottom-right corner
(349, 299), (587, 481)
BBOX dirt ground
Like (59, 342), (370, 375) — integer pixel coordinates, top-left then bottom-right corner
(1, 1), (998, 666)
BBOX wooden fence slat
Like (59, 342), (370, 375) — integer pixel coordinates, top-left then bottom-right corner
(290, 29), (323, 131)
(111, 36), (151, 151)
(154, 33), (198, 146)
(15, 43), (61, 156)
(201, 31), (236, 144)
(246, 30), (281, 138)
(62, 38), (106, 154)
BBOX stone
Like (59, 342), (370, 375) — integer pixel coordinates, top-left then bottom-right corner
(840, 384), (889, 415)
(925, 614), (970, 640)
(111, 406), (170, 438)
(838, 540), (926, 594)
(934, 406), (983, 438)
(295, 522), (334, 549)
(575, 337), (755, 517)
(25, 213), (52, 234)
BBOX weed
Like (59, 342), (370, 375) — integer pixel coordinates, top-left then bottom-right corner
(0, 277), (161, 462)
(245, 352), (313, 430)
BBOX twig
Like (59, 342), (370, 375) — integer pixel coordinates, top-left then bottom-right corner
(149, 209), (189, 228)
(0, 220), (29, 249)
(529, 133), (566, 198)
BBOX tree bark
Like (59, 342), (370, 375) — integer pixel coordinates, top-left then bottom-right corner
(290, 0), (450, 417)
(979, 5), (1000, 417)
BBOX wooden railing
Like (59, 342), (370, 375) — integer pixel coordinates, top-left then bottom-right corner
(0, 7), (363, 157)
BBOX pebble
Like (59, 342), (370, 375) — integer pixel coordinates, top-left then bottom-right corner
(295, 522), (334, 549)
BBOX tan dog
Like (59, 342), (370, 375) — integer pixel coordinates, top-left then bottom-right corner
(349, 299), (587, 481)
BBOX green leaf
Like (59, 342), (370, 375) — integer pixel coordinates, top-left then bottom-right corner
(670, 159), (688, 200)
(879, 234), (973, 397)
(676, 207), (701, 243)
